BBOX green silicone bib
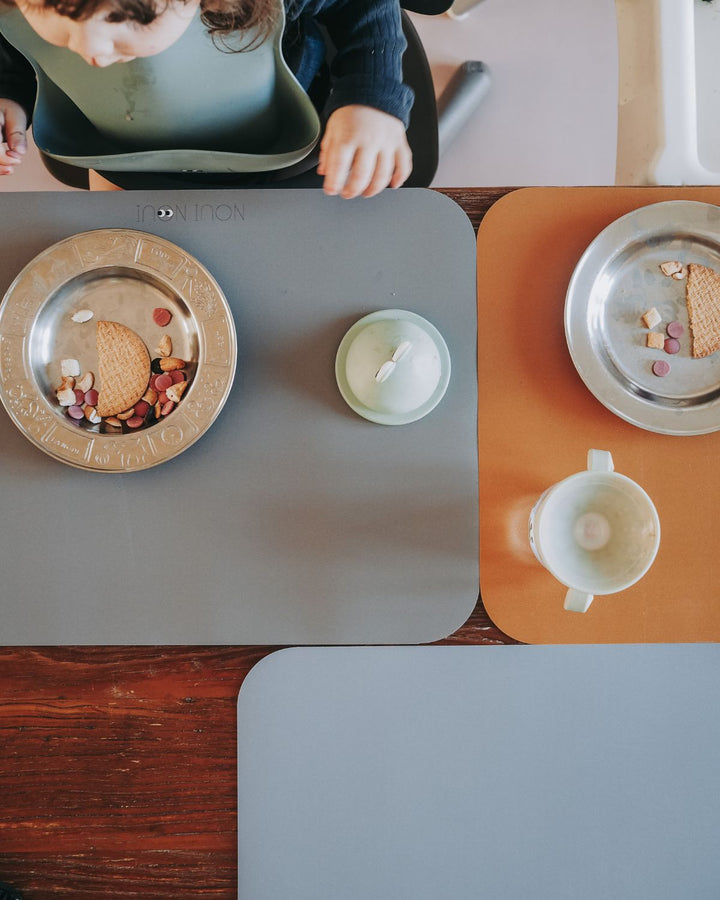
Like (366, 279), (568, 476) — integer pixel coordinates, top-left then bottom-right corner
(0, 1), (320, 172)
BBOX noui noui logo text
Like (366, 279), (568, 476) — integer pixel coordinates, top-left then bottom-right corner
(135, 203), (246, 223)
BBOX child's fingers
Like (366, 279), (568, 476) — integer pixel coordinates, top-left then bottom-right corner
(316, 140), (327, 176)
(388, 145), (413, 189)
(340, 148), (377, 199)
(0, 101), (28, 174)
(361, 152), (395, 198)
(1, 104), (28, 155)
(5, 128), (27, 156)
(321, 144), (357, 196)
(0, 143), (23, 174)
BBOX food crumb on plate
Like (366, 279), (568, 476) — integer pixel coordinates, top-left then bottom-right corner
(60, 358), (80, 377)
(71, 309), (94, 323)
(659, 260), (687, 280)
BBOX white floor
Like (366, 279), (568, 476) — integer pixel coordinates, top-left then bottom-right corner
(0, 0), (620, 193)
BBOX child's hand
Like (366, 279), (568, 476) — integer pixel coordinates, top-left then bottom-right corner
(0, 99), (28, 176)
(317, 105), (412, 199)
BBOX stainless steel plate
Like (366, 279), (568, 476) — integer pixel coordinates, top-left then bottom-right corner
(565, 200), (720, 435)
(0, 229), (236, 471)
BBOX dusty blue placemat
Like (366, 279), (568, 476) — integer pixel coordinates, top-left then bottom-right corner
(0, 189), (477, 644)
(237, 644), (720, 899)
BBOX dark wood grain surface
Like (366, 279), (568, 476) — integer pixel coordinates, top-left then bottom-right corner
(0, 187), (517, 900)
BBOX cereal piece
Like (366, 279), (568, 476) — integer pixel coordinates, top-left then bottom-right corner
(165, 381), (187, 403)
(71, 309), (94, 323)
(652, 360), (671, 377)
(76, 371), (94, 393)
(61, 358), (81, 377)
(660, 261), (683, 278)
(82, 404), (102, 424)
(646, 332), (664, 350)
(57, 387), (77, 407)
(153, 308), (172, 327)
(666, 321), (684, 338)
(664, 338), (680, 354)
(642, 307), (662, 329)
(159, 357), (185, 372)
(104, 416), (123, 428)
(155, 334), (172, 358)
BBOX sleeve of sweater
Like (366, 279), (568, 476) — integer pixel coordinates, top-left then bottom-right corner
(0, 31), (37, 123)
(286, 0), (414, 128)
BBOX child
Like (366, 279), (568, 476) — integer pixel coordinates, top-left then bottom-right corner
(0, 0), (414, 197)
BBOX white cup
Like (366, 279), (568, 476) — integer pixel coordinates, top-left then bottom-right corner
(528, 450), (661, 613)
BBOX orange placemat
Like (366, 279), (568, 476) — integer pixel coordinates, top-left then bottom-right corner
(477, 186), (720, 643)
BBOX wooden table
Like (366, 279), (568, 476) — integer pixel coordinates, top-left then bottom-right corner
(0, 188), (515, 900)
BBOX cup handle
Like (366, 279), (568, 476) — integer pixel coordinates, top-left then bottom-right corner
(564, 588), (594, 613)
(587, 449), (613, 472)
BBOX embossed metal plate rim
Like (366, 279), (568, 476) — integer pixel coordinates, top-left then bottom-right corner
(565, 200), (720, 436)
(0, 228), (237, 472)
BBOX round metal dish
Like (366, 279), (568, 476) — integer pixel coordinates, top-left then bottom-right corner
(0, 228), (236, 471)
(565, 200), (720, 435)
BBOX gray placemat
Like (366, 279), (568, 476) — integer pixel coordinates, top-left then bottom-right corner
(237, 644), (720, 899)
(0, 189), (477, 644)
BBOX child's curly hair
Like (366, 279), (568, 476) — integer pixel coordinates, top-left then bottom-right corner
(1, 0), (280, 48)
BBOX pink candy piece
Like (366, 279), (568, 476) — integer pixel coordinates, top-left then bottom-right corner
(652, 360), (671, 377)
(155, 373), (173, 392)
(666, 321), (684, 339)
(84, 388), (99, 406)
(126, 416), (144, 428)
(153, 307), (172, 327)
(74, 388), (85, 405)
(161, 400), (175, 416)
(67, 404), (85, 419)
(134, 399), (150, 418)
(170, 370), (186, 384)
(664, 338), (680, 355)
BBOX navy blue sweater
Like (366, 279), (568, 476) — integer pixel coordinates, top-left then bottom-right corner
(0, 0), (414, 130)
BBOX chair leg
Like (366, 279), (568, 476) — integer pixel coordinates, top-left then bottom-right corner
(436, 61), (491, 157)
